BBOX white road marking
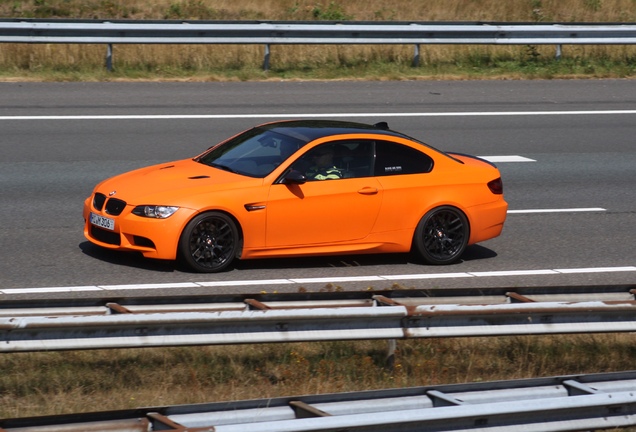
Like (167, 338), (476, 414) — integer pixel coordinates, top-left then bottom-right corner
(100, 282), (201, 290)
(2, 266), (635, 294)
(555, 266), (636, 274)
(197, 279), (295, 287)
(480, 155), (536, 162)
(508, 208), (606, 214)
(1, 110), (636, 121)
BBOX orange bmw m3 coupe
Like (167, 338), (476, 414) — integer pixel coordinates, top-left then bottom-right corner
(84, 120), (507, 272)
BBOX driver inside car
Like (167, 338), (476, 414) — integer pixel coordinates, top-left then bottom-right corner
(305, 146), (343, 180)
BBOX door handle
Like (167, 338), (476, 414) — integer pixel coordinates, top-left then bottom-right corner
(357, 187), (379, 195)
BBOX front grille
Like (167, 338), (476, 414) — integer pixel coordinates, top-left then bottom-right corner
(93, 193), (106, 211)
(90, 225), (121, 245)
(105, 198), (127, 216)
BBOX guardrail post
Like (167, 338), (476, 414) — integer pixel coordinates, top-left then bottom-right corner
(386, 339), (397, 369)
(263, 44), (270, 72)
(556, 44), (562, 60)
(412, 44), (420, 67)
(105, 43), (113, 71)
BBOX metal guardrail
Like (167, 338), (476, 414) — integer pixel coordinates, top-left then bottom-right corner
(1, 284), (635, 353)
(2, 370), (636, 431)
(1, 19), (636, 70)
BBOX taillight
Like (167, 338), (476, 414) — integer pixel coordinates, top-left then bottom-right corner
(487, 177), (503, 194)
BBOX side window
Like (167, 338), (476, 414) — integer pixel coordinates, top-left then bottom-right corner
(335, 141), (374, 178)
(374, 140), (434, 176)
(292, 140), (376, 181)
(292, 143), (344, 181)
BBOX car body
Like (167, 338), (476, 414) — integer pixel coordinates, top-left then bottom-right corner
(83, 120), (507, 272)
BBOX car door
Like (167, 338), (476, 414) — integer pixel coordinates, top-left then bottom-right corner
(265, 141), (383, 247)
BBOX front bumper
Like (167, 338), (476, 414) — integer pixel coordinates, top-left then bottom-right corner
(83, 196), (197, 260)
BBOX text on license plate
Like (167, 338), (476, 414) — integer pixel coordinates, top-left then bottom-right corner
(90, 213), (115, 231)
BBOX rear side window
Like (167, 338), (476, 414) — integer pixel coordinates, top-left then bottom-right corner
(374, 140), (434, 176)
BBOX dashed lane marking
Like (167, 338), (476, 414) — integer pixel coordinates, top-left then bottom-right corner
(479, 156), (536, 163)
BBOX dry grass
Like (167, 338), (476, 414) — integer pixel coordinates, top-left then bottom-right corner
(1, 333), (635, 418)
(2, 0), (636, 21)
(0, 0), (635, 80)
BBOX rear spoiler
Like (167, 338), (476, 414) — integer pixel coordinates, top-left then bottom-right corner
(446, 152), (498, 168)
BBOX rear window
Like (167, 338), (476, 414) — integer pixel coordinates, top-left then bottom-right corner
(374, 140), (434, 176)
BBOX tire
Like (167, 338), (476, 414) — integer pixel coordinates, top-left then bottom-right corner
(413, 206), (469, 265)
(178, 212), (239, 273)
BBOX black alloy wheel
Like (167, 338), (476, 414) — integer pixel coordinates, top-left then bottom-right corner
(178, 212), (239, 272)
(413, 206), (469, 265)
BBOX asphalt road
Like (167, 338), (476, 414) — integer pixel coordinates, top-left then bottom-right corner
(1, 79), (635, 299)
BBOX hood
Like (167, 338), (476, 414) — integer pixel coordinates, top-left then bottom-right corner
(95, 158), (263, 205)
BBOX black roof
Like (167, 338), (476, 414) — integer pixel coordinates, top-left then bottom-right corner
(257, 119), (415, 144)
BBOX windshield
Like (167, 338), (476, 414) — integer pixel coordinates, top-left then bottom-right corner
(196, 128), (307, 178)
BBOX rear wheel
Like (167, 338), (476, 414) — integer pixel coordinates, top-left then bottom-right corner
(413, 206), (469, 265)
(178, 212), (238, 273)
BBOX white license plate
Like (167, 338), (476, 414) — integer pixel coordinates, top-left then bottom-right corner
(90, 213), (115, 231)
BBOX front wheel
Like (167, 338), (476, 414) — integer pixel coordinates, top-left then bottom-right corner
(413, 206), (469, 265)
(178, 212), (239, 273)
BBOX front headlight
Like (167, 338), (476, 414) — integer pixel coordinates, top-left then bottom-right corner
(132, 205), (180, 219)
